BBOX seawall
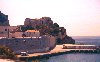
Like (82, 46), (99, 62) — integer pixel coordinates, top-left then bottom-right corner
(17, 44), (100, 61)
(0, 35), (56, 54)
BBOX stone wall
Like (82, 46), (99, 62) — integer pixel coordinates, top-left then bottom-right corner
(0, 35), (56, 54)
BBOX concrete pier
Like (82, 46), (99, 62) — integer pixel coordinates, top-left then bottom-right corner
(17, 44), (100, 60)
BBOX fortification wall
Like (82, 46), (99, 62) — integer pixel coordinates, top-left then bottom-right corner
(0, 35), (56, 54)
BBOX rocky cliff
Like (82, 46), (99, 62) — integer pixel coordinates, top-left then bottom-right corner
(23, 17), (75, 44)
(0, 11), (9, 26)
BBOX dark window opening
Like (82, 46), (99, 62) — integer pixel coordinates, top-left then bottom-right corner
(5, 29), (7, 31)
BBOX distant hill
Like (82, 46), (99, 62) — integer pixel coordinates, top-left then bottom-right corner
(72, 36), (100, 39)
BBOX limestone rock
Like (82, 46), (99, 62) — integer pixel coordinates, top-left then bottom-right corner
(0, 11), (10, 26)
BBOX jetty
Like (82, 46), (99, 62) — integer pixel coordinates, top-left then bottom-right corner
(17, 44), (100, 60)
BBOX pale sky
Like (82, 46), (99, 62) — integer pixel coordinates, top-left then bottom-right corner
(0, 0), (100, 36)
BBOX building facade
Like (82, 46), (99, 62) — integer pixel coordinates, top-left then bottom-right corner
(24, 30), (40, 37)
(0, 26), (40, 38)
(0, 26), (17, 38)
(11, 30), (40, 38)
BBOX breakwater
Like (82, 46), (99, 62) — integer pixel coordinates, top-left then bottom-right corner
(19, 50), (100, 61)
(17, 44), (100, 61)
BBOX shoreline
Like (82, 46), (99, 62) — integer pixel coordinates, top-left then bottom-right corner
(0, 59), (15, 62)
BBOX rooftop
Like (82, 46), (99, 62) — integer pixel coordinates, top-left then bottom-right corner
(26, 30), (39, 32)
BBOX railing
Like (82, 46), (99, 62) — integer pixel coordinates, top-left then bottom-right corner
(63, 44), (100, 50)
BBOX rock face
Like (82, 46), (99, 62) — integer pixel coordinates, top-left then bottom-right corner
(23, 17), (75, 44)
(62, 35), (75, 44)
(0, 11), (9, 26)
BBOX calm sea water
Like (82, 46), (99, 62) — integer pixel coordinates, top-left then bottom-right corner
(27, 36), (100, 62)
(28, 54), (100, 62)
(73, 36), (100, 46)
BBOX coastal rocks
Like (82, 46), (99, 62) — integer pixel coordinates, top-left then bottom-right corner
(56, 35), (75, 44)
(62, 35), (75, 44)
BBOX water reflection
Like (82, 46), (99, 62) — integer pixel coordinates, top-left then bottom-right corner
(27, 53), (100, 62)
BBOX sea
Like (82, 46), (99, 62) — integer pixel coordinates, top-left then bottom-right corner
(3, 36), (100, 62)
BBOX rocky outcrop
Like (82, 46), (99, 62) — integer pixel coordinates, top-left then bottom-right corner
(23, 17), (75, 44)
(62, 35), (75, 44)
(0, 11), (9, 26)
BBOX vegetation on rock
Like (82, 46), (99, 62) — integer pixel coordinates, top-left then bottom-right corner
(0, 45), (16, 59)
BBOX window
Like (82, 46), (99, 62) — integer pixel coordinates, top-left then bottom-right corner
(22, 34), (26, 37)
(5, 29), (7, 31)
(34, 32), (35, 34)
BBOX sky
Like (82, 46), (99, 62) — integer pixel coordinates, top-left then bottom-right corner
(0, 0), (100, 36)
